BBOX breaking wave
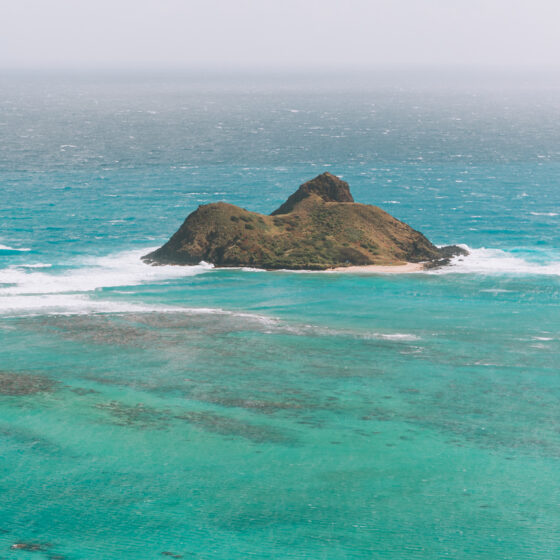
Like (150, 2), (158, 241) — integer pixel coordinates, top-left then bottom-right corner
(0, 247), (213, 297)
(433, 245), (560, 276)
(0, 247), (213, 315)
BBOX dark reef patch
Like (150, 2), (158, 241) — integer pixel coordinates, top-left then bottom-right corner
(68, 386), (100, 396)
(176, 411), (294, 444)
(0, 372), (56, 396)
(190, 392), (307, 415)
(92, 400), (295, 443)
(95, 401), (171, 430)
(29, 314), (159, 348)
(0, 425), (62, 454)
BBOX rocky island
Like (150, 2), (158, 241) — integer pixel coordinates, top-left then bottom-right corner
(143, 173), (466, 270)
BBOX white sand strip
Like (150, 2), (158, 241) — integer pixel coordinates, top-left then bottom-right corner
(327, 262), (424, 273)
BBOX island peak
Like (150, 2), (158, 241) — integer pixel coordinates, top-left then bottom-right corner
(271, 172), (354, 215)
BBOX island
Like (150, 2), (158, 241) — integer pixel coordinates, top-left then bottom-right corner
(143, 172), (467, 270)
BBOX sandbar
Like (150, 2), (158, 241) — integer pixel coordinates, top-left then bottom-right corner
(327, 262), (424, 274)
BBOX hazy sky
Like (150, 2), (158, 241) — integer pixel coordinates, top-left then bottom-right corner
(1, 0), (559, 70)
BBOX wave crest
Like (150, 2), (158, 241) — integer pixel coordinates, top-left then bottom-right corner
(0, 247), (214, 315)
(434, 246), (560, 276)
(0, 244), (31, 252)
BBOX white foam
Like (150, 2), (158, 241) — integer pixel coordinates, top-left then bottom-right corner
(0, 247), (213, 298)
(262, 322), (421, 342)
(480, 288), (513, 294)
(0, 292), (423, 347)
(0, 294), (285, 320)
(432, 246), (560, 276)
(374, 333), (421, 341)
(0, 247), (215, 315)
(0, 244), (31, 252)
(530, 212), (558, 217)
(17, 263), (52, 269)
(0, 294), (169, 317)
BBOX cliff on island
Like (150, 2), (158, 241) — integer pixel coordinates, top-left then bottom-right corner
(143, 172), (466, 270)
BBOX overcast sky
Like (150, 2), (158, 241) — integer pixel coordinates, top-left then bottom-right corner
(1, 0), (559, 70)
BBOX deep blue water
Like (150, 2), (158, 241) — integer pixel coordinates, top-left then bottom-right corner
(0, 74), (559, 559)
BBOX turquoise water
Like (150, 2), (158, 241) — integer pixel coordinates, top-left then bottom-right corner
(1, 75), (559, 559)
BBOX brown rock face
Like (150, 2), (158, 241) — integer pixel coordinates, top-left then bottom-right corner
(271, 172), (354, 215)
(143, 173), (466, 270)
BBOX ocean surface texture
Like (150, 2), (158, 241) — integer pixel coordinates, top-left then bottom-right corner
(1, 74), (559, 559)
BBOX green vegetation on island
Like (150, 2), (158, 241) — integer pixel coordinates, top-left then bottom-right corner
(143, 172), (466, 270)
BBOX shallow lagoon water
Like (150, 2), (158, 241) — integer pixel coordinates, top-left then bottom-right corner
(0, 75), (559, 558)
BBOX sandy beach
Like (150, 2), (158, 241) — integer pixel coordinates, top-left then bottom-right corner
(328, 262), (425, 273)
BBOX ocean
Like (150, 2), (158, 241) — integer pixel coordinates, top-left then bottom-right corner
(1, 72), (559, 559)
